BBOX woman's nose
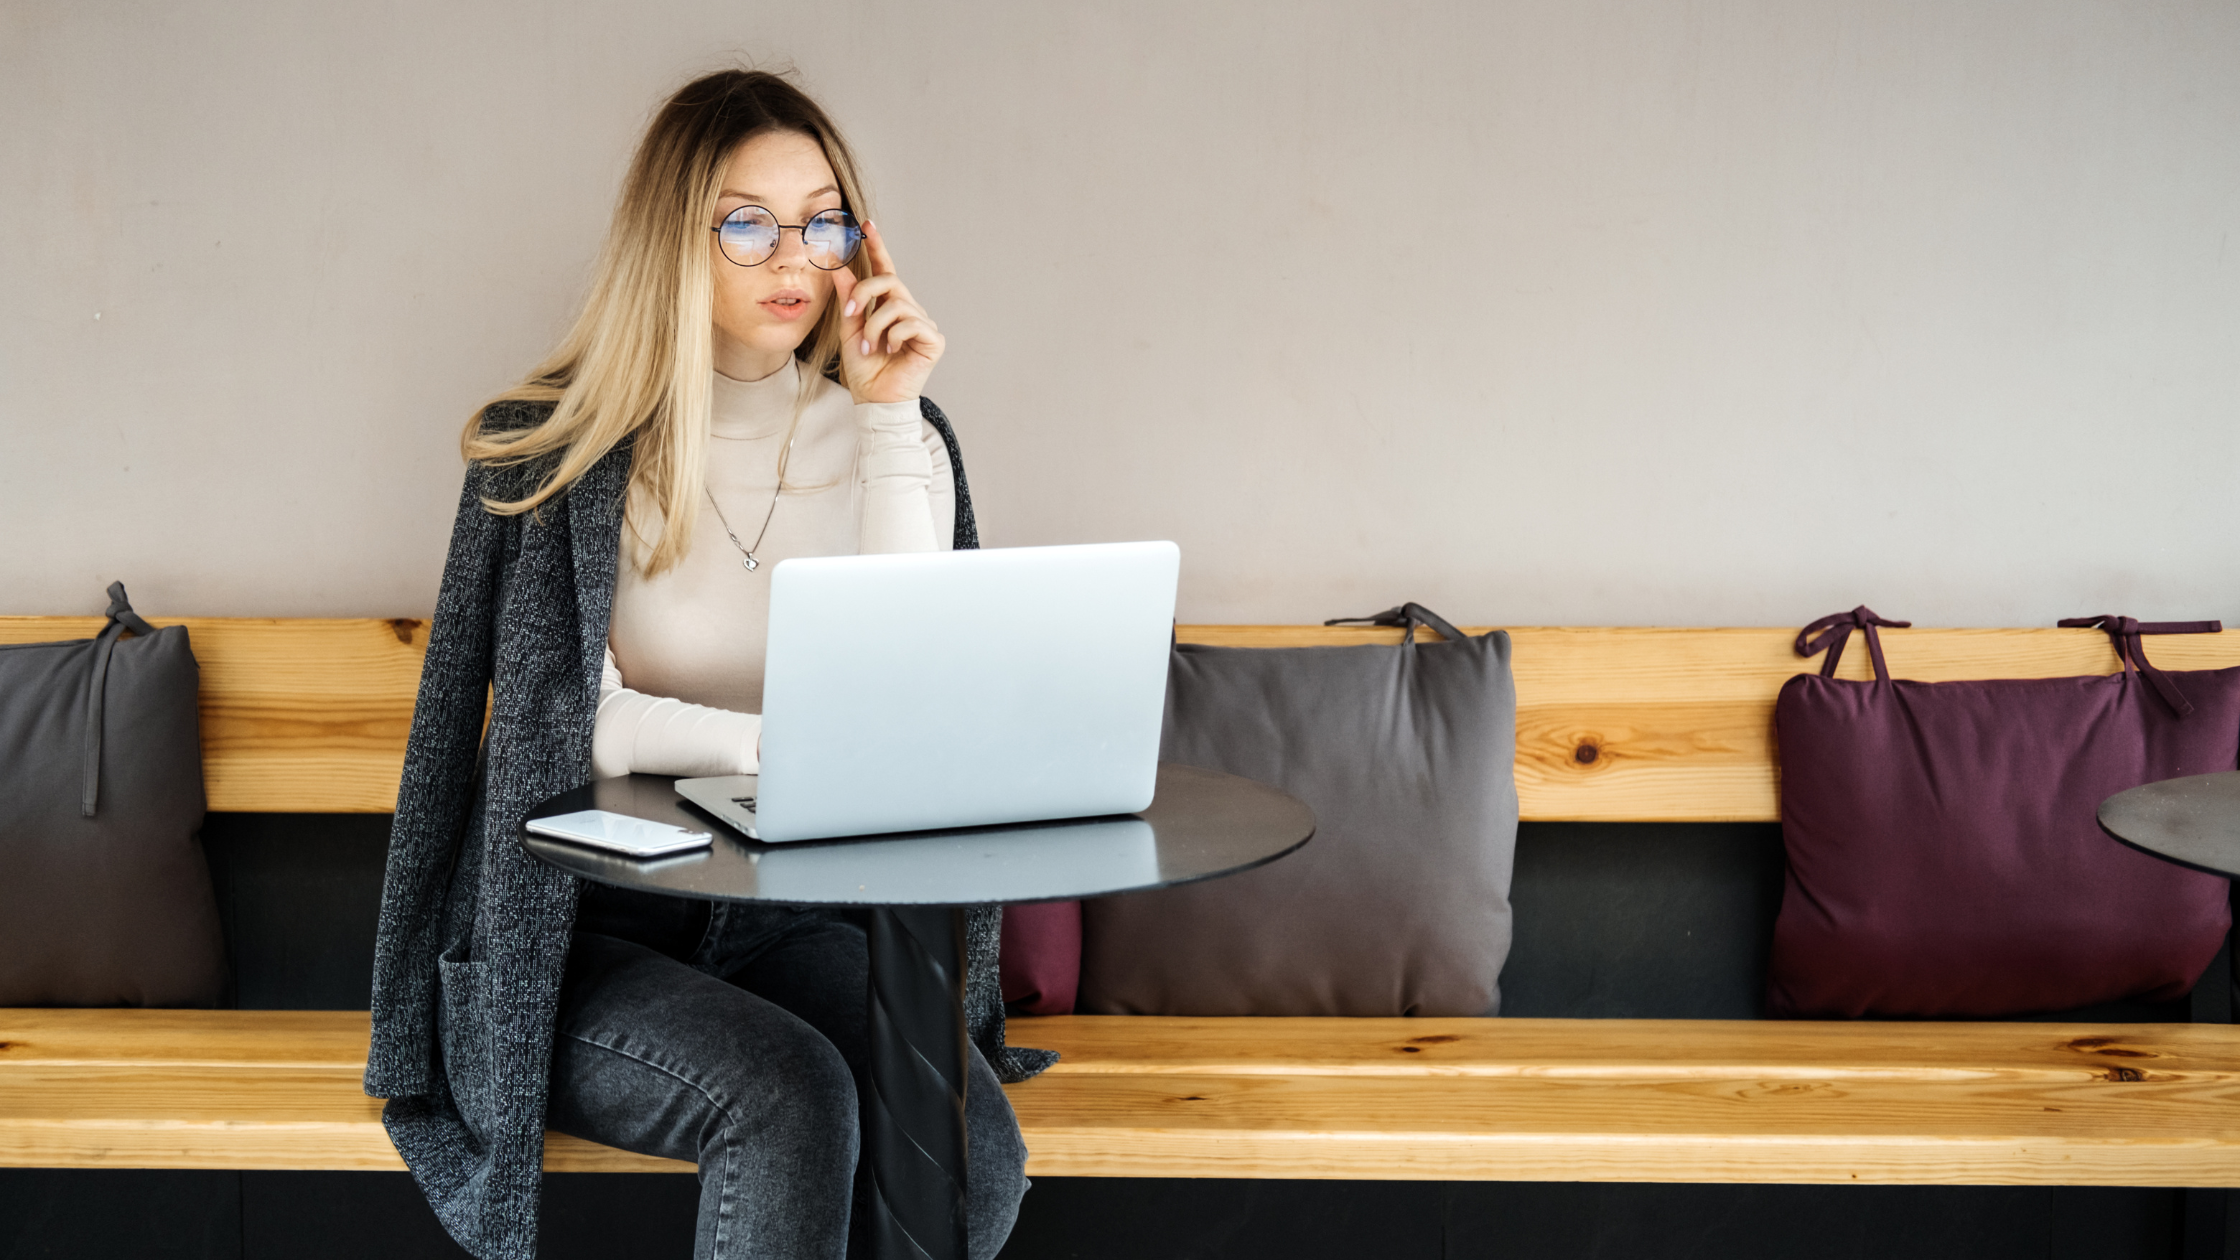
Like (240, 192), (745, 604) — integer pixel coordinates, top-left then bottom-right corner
(767, 226), (811, 270)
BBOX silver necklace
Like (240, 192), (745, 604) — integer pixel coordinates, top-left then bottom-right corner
(705, 421), (797, 573)
(706, 481), (780, 572)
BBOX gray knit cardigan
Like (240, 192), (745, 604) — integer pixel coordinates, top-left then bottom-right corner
(364, 397), (1053, 1260)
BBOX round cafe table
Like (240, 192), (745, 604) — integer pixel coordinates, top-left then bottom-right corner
(520, 762), (1313, 1260)
(2099, 770), (2240, 879)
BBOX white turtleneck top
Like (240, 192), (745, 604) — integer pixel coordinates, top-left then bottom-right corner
(590, 358), (955, 779)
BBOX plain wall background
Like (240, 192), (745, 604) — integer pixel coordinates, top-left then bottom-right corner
(4, 0), (2237, 626)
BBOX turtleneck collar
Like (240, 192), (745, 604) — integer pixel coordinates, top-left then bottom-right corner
(710, 356), (799, 440)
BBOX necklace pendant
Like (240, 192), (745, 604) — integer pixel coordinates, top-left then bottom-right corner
(743, 554), (759, 572)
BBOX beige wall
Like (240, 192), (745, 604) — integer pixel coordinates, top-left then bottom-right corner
(6, 1), (2238, 627)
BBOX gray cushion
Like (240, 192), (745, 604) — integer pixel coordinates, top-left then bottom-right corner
(1078, 620), (1518, 1016)
(0, 586), (223, 1006)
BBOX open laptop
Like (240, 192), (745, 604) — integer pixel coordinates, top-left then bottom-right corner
(675, 540), (1179, 843)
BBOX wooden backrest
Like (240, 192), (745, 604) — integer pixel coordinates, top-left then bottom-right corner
(6, 617), (2238, 820)
(0, 618), (428, 813)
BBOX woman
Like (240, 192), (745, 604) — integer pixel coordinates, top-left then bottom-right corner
(365, 69), (1047, 1260)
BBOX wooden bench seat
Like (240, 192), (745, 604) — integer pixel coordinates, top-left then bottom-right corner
(11, 1008), (2240, 1186)
(1010, 1016), (2240, 1185)
(0, 1009), (682, 1173)
(6, 614), (2240, 1186)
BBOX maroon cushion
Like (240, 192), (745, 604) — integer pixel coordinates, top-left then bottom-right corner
(1769, 622), (2239, 1018)
(1000, 900), (1080, 1015)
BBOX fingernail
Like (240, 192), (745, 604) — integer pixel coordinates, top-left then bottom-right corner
(860, 338), (870, 355)
(844, 300), (856, 317)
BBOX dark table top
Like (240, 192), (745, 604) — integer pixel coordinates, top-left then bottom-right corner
(2098, 770), (2240, 880)
(521, 762), (1315, 907)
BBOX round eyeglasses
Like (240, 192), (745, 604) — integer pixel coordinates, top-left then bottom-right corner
(712, 205), (863, 270)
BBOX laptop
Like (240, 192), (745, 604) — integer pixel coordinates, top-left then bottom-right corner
(675, 540), (1179, 843)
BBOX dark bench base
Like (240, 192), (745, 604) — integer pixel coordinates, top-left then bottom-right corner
(0, 1169), (696, 1259)
(0, 1170), (2208, 1260)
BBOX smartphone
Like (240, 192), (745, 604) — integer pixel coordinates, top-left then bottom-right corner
(526, 809), (713, 858)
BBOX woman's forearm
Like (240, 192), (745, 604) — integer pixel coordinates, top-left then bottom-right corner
(857, 400), (944, 554)
(593, 647), (761, 778)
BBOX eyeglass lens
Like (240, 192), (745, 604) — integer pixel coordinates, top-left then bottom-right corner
(716, 206), (862, 270)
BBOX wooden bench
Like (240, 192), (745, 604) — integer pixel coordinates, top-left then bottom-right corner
(6, 615), (2240, 1185)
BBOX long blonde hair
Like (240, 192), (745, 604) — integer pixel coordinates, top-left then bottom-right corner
(463, 68), (874, 576)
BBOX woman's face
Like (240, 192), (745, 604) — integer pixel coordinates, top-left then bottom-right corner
(708, 129), (845, 379)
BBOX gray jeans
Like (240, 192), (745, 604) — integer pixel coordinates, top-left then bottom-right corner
(548, 887), (1028, 1260)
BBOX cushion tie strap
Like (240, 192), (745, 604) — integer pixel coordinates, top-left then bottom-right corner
(1325, 603), (1470, 647)
(1795, 606), (1912, 683)
(81, 581), (155, 817)
(2057, 614), (2223, 717)
(105, 580), (156, 637)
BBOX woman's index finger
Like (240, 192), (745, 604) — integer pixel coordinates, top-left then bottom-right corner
(863, 220), (899, 276)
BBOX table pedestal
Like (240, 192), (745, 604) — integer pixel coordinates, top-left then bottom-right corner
(864, 906), (969, 1260)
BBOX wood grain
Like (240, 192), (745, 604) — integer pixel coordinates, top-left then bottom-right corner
(1008, 1077), (2240, 1184)
(1002, 1014), (2240, 1184)
(0, 1009), (686, 1173)
(7, 616), (2237, 819)
(15, 1009), (2240, 1183)
(1009, 1015), (2240, 1082)
(0, 617), (429, 813)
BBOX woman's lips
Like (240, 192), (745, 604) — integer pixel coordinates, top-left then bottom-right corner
(760, 291), (814, 322)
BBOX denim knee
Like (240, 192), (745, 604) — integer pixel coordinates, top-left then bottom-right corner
(707, 1023), (860, 1164)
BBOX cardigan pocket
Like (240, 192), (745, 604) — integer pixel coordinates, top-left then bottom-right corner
(436, 951), (494, 1145)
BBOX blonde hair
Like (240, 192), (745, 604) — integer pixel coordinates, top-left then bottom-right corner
(462, 68), (874, 575)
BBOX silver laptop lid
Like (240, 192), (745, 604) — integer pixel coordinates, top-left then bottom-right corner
(753, 541), (1180, 842)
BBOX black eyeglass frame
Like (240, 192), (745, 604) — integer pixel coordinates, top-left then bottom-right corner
(711, 205), (864, 270)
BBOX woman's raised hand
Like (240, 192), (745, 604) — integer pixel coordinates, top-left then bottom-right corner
(832, 222), (944, 405)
